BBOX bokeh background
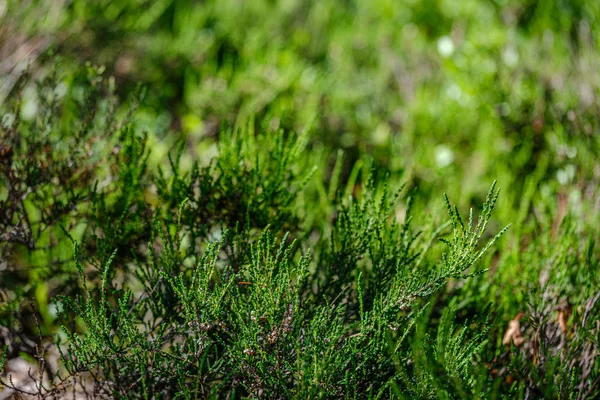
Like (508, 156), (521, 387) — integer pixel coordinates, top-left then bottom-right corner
(2, 0), (598, 207)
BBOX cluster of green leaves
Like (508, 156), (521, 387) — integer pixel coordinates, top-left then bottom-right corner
(0, 65), (125, 356)
(1, 76), (513, 398)
(1, 0), (600, 398)
(459, 186), (600, 399)
(53, 153), (506, 398)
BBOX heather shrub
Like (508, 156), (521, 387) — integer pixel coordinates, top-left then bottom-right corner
(1, 1), (599, 398)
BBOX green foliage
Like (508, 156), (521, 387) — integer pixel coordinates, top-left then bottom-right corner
(49, 178), (504, 398)
(2, 1), (600, 398)
(155, 122), (314, 241)
(1, 77), (511, 396)
(395, 303), (492, 399)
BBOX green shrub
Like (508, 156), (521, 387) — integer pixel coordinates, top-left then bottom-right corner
(1, 1), (600, 398)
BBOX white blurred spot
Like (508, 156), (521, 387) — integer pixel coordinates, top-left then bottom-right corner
(54, 82), (67, 99)
(48, 302), (60, 318)
(502, 46), (519, 67)
(556, 164), (576, 185)
(437, 36), (455, 58)
(21, 86), (38, 121)
(435, 145), (454, 168)
(2, 112), (14, 128)
(446, 83), (462, 100)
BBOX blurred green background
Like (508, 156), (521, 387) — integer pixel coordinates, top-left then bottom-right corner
(2, 0), (598, 209)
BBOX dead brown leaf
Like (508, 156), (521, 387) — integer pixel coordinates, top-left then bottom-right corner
(502, 312), (525, 347)
(557, 305), (571, 335)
